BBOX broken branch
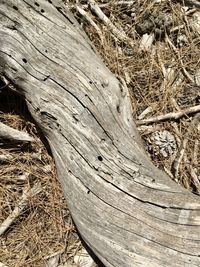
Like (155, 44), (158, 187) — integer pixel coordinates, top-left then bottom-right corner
(0, 122), (34, 143)
(88, 0), (134, 46)
(136, 104), (200, 125)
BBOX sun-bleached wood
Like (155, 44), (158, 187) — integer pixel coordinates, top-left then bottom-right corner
(0, 1), (200, 266)
(0, 122), (33, 142)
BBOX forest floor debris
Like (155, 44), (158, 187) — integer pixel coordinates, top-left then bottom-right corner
(1, 0), (200, 266)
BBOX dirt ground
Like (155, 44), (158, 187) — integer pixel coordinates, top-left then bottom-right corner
(0, 0), (200, 266)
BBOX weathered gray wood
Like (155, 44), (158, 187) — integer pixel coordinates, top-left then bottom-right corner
(0, 1), (200, 266)
(0, 122), (33, 142)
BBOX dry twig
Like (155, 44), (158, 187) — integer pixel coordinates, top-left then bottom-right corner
(0, 183), (42, 236)
(136, 104), (200, 125)
(0, 122), (34, 143)
(175, 0), (200, 8)
(0, 154), (13, 162)
(76, 5), (104, 42)
(98, 0), (136, 7)
(88, 0), (134, 46)
(138, 106), (153, 120)
(45, 255), (60, 267)
(139, 33), (155, 51)
(165, 35), (195, 83)
(171, 114), (200, 179)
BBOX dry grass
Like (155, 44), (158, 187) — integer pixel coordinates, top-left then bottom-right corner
(1, 0), (200, 266)
(0, 93), (80, 267)
(71, 0), (200, 191)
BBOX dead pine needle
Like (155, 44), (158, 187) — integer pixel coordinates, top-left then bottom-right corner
(171, 113), (200, 179)
(175, 0), (200, 8)
(165, 35), (195, 83)
(0, 183), (42, 236)
(88, 0), (134, 46)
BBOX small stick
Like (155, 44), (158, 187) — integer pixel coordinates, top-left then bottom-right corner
(74, 248), (95, 267)
(183, 154), (200, 193)
(88, 0), (134, 46)
(172, 138), (188, 178)
(189, 164), (200, 193)
(45, 255), (59, 267)
(165, 35), (195, 83)
(175, 0), (200, 8)
(76, 5), (104, 43)
(185, 8), (197, 15)
(0, 154), (14, 162)
(170, 25), (185, 33)
(0, 82), (10, 91)
(139, 33), (155, 51)
(157, 49), (184, 96)
(157, 49), (168, 78)
(0, 183), (42, 236)
(138, 106), (153, 120)
(171, 114), (200, 178)
(136, 104), (200, 125)
(114, 0), (136, 5)
(44, 249), (65, 260)
(0, 122), (34, 143)
(193, 139), (199, 166)
(171, 98), (181, 111)
(137, 125), (163, 135)
(98, 0), (136, 7)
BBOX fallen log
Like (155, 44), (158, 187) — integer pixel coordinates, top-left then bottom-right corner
(0, 1), (200, 266)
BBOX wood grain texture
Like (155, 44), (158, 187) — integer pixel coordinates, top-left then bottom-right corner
(0, 1), (200, 266)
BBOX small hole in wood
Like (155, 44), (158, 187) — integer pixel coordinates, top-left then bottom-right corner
(43, 75), (50, 81)
(45, 50), (48, 53)
(34, 2), (40, 6)
(119, 83), (123, 93)
(89, 81), (92, 84)
(98, 156), (103, 161)
(41, 9), (45, 13)
(48, 0), (52, 3)
(13, 6), (18, 10)
(22, 58), (27, 63)
(9, 25), (17, 31)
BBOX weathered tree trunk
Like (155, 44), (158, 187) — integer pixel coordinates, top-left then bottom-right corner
(1, 1), (200, 266)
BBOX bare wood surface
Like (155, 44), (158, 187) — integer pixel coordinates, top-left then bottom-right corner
(0, 1), (200, 266)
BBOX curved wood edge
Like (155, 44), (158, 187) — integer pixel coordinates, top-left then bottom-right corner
(0, 1), (200, 266)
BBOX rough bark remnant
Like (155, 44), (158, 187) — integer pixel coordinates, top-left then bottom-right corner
(0, 1), (200, 266)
